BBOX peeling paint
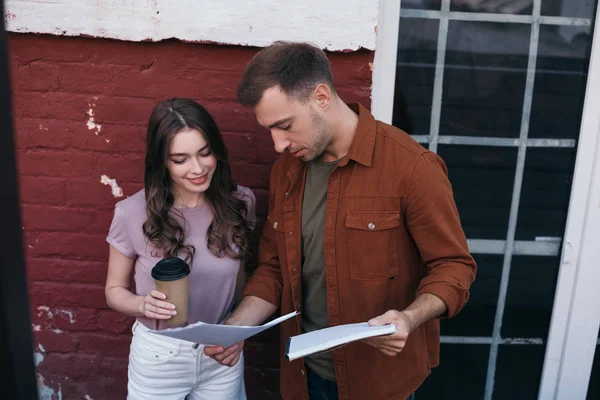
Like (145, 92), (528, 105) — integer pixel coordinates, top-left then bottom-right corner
(368, 62), (374, 71)
(34, 352), (44, 367)
(37, 305), (53, 318)
(53, 329), (63, 334)
(84, 395), (95, 400)
(38, 344), (46, 353)
(56, 309), (76, 323)
(37, 374), (54, 400)
(5, 12), (16, 21)
(104, 138), (110, 143)
(38, 124), (48, 131)
(32, 324), (41, 331)
(100, 174), (124, 198)
(86, 104), (102, 135)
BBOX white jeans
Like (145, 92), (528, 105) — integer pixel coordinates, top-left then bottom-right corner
(127, 321), (246, 400)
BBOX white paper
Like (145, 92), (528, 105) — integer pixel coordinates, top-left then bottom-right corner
(150, 311), (298, 348)
(286, 322), (396, 361)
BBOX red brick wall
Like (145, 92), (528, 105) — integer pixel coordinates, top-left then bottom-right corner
(9, 33), (373, 399)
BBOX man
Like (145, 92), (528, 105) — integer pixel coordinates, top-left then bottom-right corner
(205, 42), (477, 400)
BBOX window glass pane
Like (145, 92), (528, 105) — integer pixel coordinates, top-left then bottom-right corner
(502, 256), (560, 338)
(440, 21), (530, 138)
(542, 0), (597, 18)
(438, 145), (517, 239)
(495, 344), (547, 399)
(417, 344), (489, 399)
(404, 0), (441, 11)
(450, 0), (533, 15)
(393, 18), (439, 134)
(441, 254), (501, 337)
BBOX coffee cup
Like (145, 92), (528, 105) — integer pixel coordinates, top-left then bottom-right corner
(151, 257), (190, 327)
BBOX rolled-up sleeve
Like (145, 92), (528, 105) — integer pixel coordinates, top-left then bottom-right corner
(406, 151), (477, 318)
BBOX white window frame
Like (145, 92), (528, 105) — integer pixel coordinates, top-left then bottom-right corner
(371, 1), (600, 398)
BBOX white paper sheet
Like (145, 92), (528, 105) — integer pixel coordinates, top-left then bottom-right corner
(149, 311), (298, 347)
(285, 322), (396, 361)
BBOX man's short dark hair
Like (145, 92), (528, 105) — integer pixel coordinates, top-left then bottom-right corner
(237, 41), (336, 107)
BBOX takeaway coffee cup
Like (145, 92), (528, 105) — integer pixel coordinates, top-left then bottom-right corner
(151, 257), (190, 327)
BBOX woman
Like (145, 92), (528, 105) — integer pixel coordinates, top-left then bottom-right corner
(105, 98), (255, 400)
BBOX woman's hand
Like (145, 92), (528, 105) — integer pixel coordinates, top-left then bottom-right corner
(138, 290), (177, 320)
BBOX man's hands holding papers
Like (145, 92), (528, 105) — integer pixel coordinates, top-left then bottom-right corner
(363, 310), (413, 357)
(365, 293), (448, 357)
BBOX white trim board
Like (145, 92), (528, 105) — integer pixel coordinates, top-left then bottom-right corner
(3, 0), (379, 51)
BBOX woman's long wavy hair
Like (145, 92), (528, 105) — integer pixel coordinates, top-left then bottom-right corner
(142, 98), (253, 263)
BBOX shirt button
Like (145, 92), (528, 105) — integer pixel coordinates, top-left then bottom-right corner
(301, 369), (305, 376)
(273, 222), (278, 229)
(368, 222), (376, 230)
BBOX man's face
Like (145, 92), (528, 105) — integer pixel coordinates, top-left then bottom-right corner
(254, 86), (331, 162)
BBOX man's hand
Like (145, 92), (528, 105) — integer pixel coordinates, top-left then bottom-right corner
(203, 296), (278, 367)
(204, 340), (244, 367)
(363, 310), (414, 357)
(363, 294), (448, 357)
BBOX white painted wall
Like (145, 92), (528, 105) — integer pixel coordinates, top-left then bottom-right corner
(4, 0), (379, 51)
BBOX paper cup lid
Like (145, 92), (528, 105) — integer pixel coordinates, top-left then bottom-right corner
(151, 257), (191, 281)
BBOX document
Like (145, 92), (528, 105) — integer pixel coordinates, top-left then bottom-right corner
(285, 322), (396, 361)
(151, 311), (298, 348)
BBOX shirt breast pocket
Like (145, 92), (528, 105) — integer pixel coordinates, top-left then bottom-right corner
(345, 211), (400, 281)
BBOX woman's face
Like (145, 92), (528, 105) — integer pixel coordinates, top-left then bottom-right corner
(166, 127), (217, 201)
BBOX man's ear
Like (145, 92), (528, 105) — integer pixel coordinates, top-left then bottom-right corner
(313, 84), (332, 109)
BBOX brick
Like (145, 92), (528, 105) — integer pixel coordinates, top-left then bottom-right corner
(96, 123), (146, 153)
(254, 134), (279, 164)
(244, 336), (281, 369)
(13, 62), (60, 92)
(33, 330), (79, 353)
(247, 389), (282, 400)
(253, 188), (269, 217)
(26, 231), (109, 260)
(8, 34), (93, 63)
(222, 132), (254, 162)
(245, 367), (280, 394)
(12, 91), (91, 121)
(21, 205), (111, 233)
(38, 353), (103, 380)
(16, 149), (97, 178)
(57, 62), (116, 93)
(13, 117), (147, 153)
(26, 258), (107, 284)
(207, 102), (262, 135)
(231, 162), (271, 190)
(29, 281), (108, 309)
(52, 307), (100, 332)
(95, 152), (145, 183)
(100, 355), (129, 381)
(91, 95), (159, 126)
(65, 178), (129, 209)
(78, 333), (132, 357)
(13, 117), (71, 150)
(97, 309), (135, 334)
(58, 375), (127, 400)
(18, 176), (67, 206)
